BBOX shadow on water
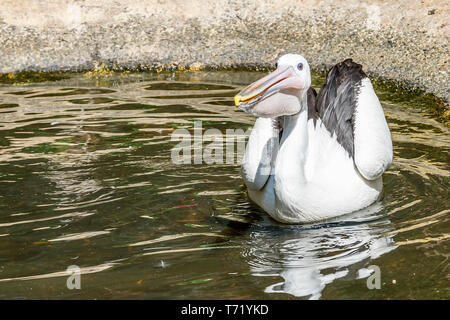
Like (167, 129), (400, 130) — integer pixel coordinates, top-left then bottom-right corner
(0, 71), (448, 299)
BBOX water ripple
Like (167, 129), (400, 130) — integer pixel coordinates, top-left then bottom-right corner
(0, 71), (448, 299)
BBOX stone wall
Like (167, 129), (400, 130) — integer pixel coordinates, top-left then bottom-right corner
(0, 0), (448, 101)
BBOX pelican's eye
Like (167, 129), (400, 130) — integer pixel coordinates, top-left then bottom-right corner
(275, 62), (278, 69)
(297, 62), (304, 71)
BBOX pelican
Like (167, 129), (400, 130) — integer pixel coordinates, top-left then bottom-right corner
(234, 54), (393, 223)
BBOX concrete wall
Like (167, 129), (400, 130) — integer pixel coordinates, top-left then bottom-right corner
(0, 0), (448, 101)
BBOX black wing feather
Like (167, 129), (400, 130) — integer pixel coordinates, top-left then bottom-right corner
(313, 59), (367, 158)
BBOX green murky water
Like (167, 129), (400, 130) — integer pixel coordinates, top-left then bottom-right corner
(0, 71), (448, 299)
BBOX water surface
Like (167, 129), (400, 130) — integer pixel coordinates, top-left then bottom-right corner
(0, 71), (448, 299)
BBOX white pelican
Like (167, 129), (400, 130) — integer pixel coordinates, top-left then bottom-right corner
(234, 54), (393, 223)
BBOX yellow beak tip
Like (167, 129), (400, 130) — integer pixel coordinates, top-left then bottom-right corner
(234, 95), (241, 107)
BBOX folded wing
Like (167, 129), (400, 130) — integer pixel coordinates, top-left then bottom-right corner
(313, 59), (393, 180)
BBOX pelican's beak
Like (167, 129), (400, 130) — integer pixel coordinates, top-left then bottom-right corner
(234, 66), (303, 108)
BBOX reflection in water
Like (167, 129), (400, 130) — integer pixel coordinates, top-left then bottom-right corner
(245, 206), (397, 299)
(0, 71), (448, 299)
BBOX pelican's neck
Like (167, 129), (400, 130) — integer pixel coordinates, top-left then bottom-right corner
(272, 93), (312, 222)
(275, 94), (309, 184)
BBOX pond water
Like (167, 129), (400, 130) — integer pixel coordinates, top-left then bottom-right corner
(0, 71), (448, 299)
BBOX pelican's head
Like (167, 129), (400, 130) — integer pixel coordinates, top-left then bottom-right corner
(234, 54), (311, 118)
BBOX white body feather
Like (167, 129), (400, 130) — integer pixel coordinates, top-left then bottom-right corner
(353, 78), (393, 180)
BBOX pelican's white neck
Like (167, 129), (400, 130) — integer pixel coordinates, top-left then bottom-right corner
(275, 95), (308, 175)
(274, 95), (308, 219)
(278, 112), (308, 173)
